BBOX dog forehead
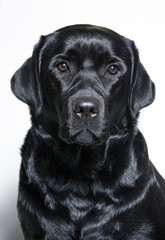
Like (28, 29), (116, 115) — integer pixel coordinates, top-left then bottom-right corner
(55, 26), (130, 54)
(64, 35), (114, 53)
(40, 26), (132, 65)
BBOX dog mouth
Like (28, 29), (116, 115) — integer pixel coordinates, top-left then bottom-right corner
(59, 126), (109, 146)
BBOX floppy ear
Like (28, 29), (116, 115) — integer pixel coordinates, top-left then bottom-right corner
(129, 43), (155, 117)
(11, 38), (43, 115)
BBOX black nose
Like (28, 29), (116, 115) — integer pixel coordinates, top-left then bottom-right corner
(73, 98), (100, 118)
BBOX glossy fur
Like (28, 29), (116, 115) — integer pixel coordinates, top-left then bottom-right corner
(11, 25), (165, 240)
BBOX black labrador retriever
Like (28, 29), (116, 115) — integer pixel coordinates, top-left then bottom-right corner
(11, 25), (165, 240)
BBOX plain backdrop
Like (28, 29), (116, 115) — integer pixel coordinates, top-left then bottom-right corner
(0, 0), (165, 239)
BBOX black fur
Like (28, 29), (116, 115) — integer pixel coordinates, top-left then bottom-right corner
(11, 25), (165, 240)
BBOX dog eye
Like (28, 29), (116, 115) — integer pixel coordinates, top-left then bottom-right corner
(107, 65), (119, 75)
(57, 62), (68, 72)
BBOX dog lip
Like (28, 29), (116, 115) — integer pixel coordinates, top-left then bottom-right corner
(68, 128), (108, 145)
(70, 128), (95, 138)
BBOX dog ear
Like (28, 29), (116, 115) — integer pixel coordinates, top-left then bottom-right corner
(129, 43), (155, 117)
(11, 37), (43, 115)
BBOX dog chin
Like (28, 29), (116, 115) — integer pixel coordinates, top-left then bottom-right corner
(74, 129), (96, 145)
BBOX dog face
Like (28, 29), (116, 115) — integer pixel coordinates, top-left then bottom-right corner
(11, 25), (155, 145)
(43, 27), (129, 145)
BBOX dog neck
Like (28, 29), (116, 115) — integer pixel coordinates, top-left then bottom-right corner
(22, 125), (154, 206)
(31, 125), (151, 181)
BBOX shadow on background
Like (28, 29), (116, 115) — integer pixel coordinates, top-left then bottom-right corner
(0, 204), (23, 240)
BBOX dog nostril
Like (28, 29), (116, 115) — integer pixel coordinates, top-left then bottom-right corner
(73, 100), (100, 118)
(89, 107), (98, 118)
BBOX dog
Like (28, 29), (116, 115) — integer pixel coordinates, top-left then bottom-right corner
(11, 25), (165, 240)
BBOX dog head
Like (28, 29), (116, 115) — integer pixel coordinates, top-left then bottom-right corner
(11, 25), (155, 145)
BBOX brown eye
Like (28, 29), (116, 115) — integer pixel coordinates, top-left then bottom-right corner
(57, 62), (68, 72)
(107, 65), (119, 75)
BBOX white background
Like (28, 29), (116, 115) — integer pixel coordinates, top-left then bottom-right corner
(0, 0), (165, 239)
